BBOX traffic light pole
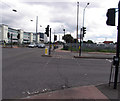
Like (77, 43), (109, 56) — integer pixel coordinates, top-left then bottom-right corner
(114, 1), (120, 89)
(11, 34), (13, 48)
(49, 28), (51, 55)
(79, 28), (82, 56)
(54, 31), (55, 50)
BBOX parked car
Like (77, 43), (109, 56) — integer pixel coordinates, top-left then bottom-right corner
(37, 43), (45, 48)
(28, 43), (37, 48)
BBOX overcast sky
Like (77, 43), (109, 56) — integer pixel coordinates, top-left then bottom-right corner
(0, 0), (119, 43)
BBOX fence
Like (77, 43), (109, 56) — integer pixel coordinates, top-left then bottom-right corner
(65, 43), (116, 52)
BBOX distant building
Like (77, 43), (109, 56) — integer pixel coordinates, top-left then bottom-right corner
(0, 24), (48, 44)
(103, 41), (113, 44)
(38, 32), (48, 43)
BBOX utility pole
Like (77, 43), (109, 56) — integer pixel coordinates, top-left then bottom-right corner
(114, 1), (120, 89)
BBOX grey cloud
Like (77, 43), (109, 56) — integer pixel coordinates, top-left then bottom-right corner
(24, 2), (75, 7)
(50, 14), (76, 33)
(1, 9), (26, 28)
(48, 2), (76, 33)
(0, 2), (11, 9)
(23, 1), (101, 9)
(80, 2), (101, 9)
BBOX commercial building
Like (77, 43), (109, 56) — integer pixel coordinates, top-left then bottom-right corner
(0, 24), (48, 44)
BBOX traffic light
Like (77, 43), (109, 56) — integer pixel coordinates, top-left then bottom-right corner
(17, 34), (20, 39)
(7, 32), (10, 38)
(83, 27), (86, 37)
(106, 8), (115, 26)
(45, 25), (49, 37)
(54, 35), (57, 41)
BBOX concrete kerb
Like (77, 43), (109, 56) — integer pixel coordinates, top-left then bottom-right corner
(74, 56), (113, 59)
(22, 83), (118, 100)
(23, 84), (110, 100)
(41, 55), (52, 57)
(54, 47), (114, 60)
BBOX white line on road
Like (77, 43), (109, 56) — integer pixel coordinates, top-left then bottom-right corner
(106, 59), (112, 63)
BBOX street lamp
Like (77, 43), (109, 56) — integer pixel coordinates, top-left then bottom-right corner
(31, 16), (41, 43)
(36, 16), (38, 44)
(12, 9), (17, 12)
(76, 2), (79, 42)
(79, 3), (90, 56)
(82, 3), (89, 28)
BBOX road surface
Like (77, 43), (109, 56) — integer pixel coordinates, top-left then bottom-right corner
(2, 48), (112, 99)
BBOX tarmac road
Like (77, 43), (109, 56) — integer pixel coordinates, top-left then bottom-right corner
(2, 47), (112, 99)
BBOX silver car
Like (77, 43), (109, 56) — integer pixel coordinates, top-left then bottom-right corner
(28, 43), (36, 48)
(37, 43), (45, 48)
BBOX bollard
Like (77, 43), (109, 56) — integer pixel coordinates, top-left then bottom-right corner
(44, 47), (49, 55)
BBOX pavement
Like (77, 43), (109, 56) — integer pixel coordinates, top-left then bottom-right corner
(24, 85), (108, 99)
(23, 83), (119, 100)
(23, 46), (119, 100)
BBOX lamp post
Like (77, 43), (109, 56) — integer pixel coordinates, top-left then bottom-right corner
(31, 16), (42, 43)
(12, 9), (17, 12)
(12, 9), (17, 47)
(76, 2), (79, 43)
(79, 3), (90, 56)
(82, 3), (89, 28)
(36, 16), (38, 44)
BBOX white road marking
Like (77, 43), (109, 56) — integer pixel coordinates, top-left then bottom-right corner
(106, 59), (112, 63)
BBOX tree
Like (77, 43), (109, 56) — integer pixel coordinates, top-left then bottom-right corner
(87, 40), (94, 44)
(62, 34), (74, 43)
(73, 39), (78, 43)
(83, 41), (87, 43)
